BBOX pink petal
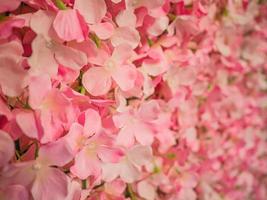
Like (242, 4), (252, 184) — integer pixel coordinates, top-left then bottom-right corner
(104, 180), (126, 196)
(97, 146), (124, 163)
(31, 167), (69, 200)
(90, 22), (114, 40)
(127, 145), (152, 167)
(101, 163), (120, 182)
(133, 122), (154, 146)
(111, 27), (140, 49)
(3, 185), (29, 200)
(0, 40), (23, 62)
(28, 35), (58, 77)
(137, 181), (156, 200)
(116, 9), (136, 28)
(147, 16), (169, 36)
(65, 180), (82, 200)
(112, 113), (131, 128)
(64, 123), (84, 153)
(83, 109), (102, 137)
(54, 43), (87, 70)
(0, 130), (14, 167)
(0, 0), (21, 12)
(53, 9), (86, 42)
(70, 147), (101, 179)
(111, 44), (135, 64)
(156, 129), (176, 153)
(120, 160), (140, 183)
(139, 0), (164, 9)
(0, 58), (27, 97)
(111, 64), (137, 91)
(30, 10), (55, 40)
(38, 139), (73, 167)
(28, 74), (51, 109)
(116, 126), (135, 148)
(74, 0), (107, 24)
(16, 110), (39, 139)
(0, 161), (36, 188)
(82, 67), (112, 96)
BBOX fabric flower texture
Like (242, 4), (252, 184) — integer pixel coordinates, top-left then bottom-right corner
(0, 0), (267, 200)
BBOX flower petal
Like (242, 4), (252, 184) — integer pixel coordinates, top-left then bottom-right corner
(111, 64), (137, 91)
(116, 126), (135, 148)
(133, 122), (154, 146)
(83, 109), (102, 137)
(120, 160), (140, 183)
(38, 139), (73, 167)
(101, 163), (120, 182)
(28, 74), (51, 109)
(137, 180), (156, 200)
(53, 9), (87, 42)
(90, 22), (114, 40)
(127, 145), (152, 167)
(74, 0), (107, 24)
(28, 35), (58, 77)
(70, 147), (101, 179)
(54, 44), (87, 70)
(111, 27), (140, 49)
(0, 130), (14, 167)
(16, 110), (39, 139)
(31, 167), (69, 200)
(97, 146), (124, 163)
(3, 185), (29, 200)
(82, 67), (112, 96)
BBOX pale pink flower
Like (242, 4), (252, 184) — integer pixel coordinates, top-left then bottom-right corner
(102, 145), (152, 183)
(0, 139), (73, 200)
(64, 109), (124, 179)
(82, 44), (137, 96)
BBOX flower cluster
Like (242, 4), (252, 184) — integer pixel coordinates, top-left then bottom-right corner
(0, 0), (267, 199)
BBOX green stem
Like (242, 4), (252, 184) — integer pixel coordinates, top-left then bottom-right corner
(125, 184), (137, 200)
(34, 142), (39, 159)
(82, 179), (87, 189)
(55, 0), (67, 10)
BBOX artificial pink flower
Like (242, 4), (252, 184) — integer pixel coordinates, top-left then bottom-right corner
(102, 145), (152, 183)
(113, 106), (155, 147)
(28, 35), (87, 77)
(0, 139), (73, 200)
(82, 44), (137, 96)
(64, 109), (124, 179)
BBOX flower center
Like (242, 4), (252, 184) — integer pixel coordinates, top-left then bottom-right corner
(105, 59), (116, 72)
(32, 163), (42, 171)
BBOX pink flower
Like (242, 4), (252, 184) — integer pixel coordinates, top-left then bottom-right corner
(0, 139), (73, 200)
(102, 145), (152, 183)
(82, 44), (137, 96)
(28, 35), (87, 77)
(113, 104), (156, 147)
(64, 109), (124, 179)
(16, 84), (77, 143)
